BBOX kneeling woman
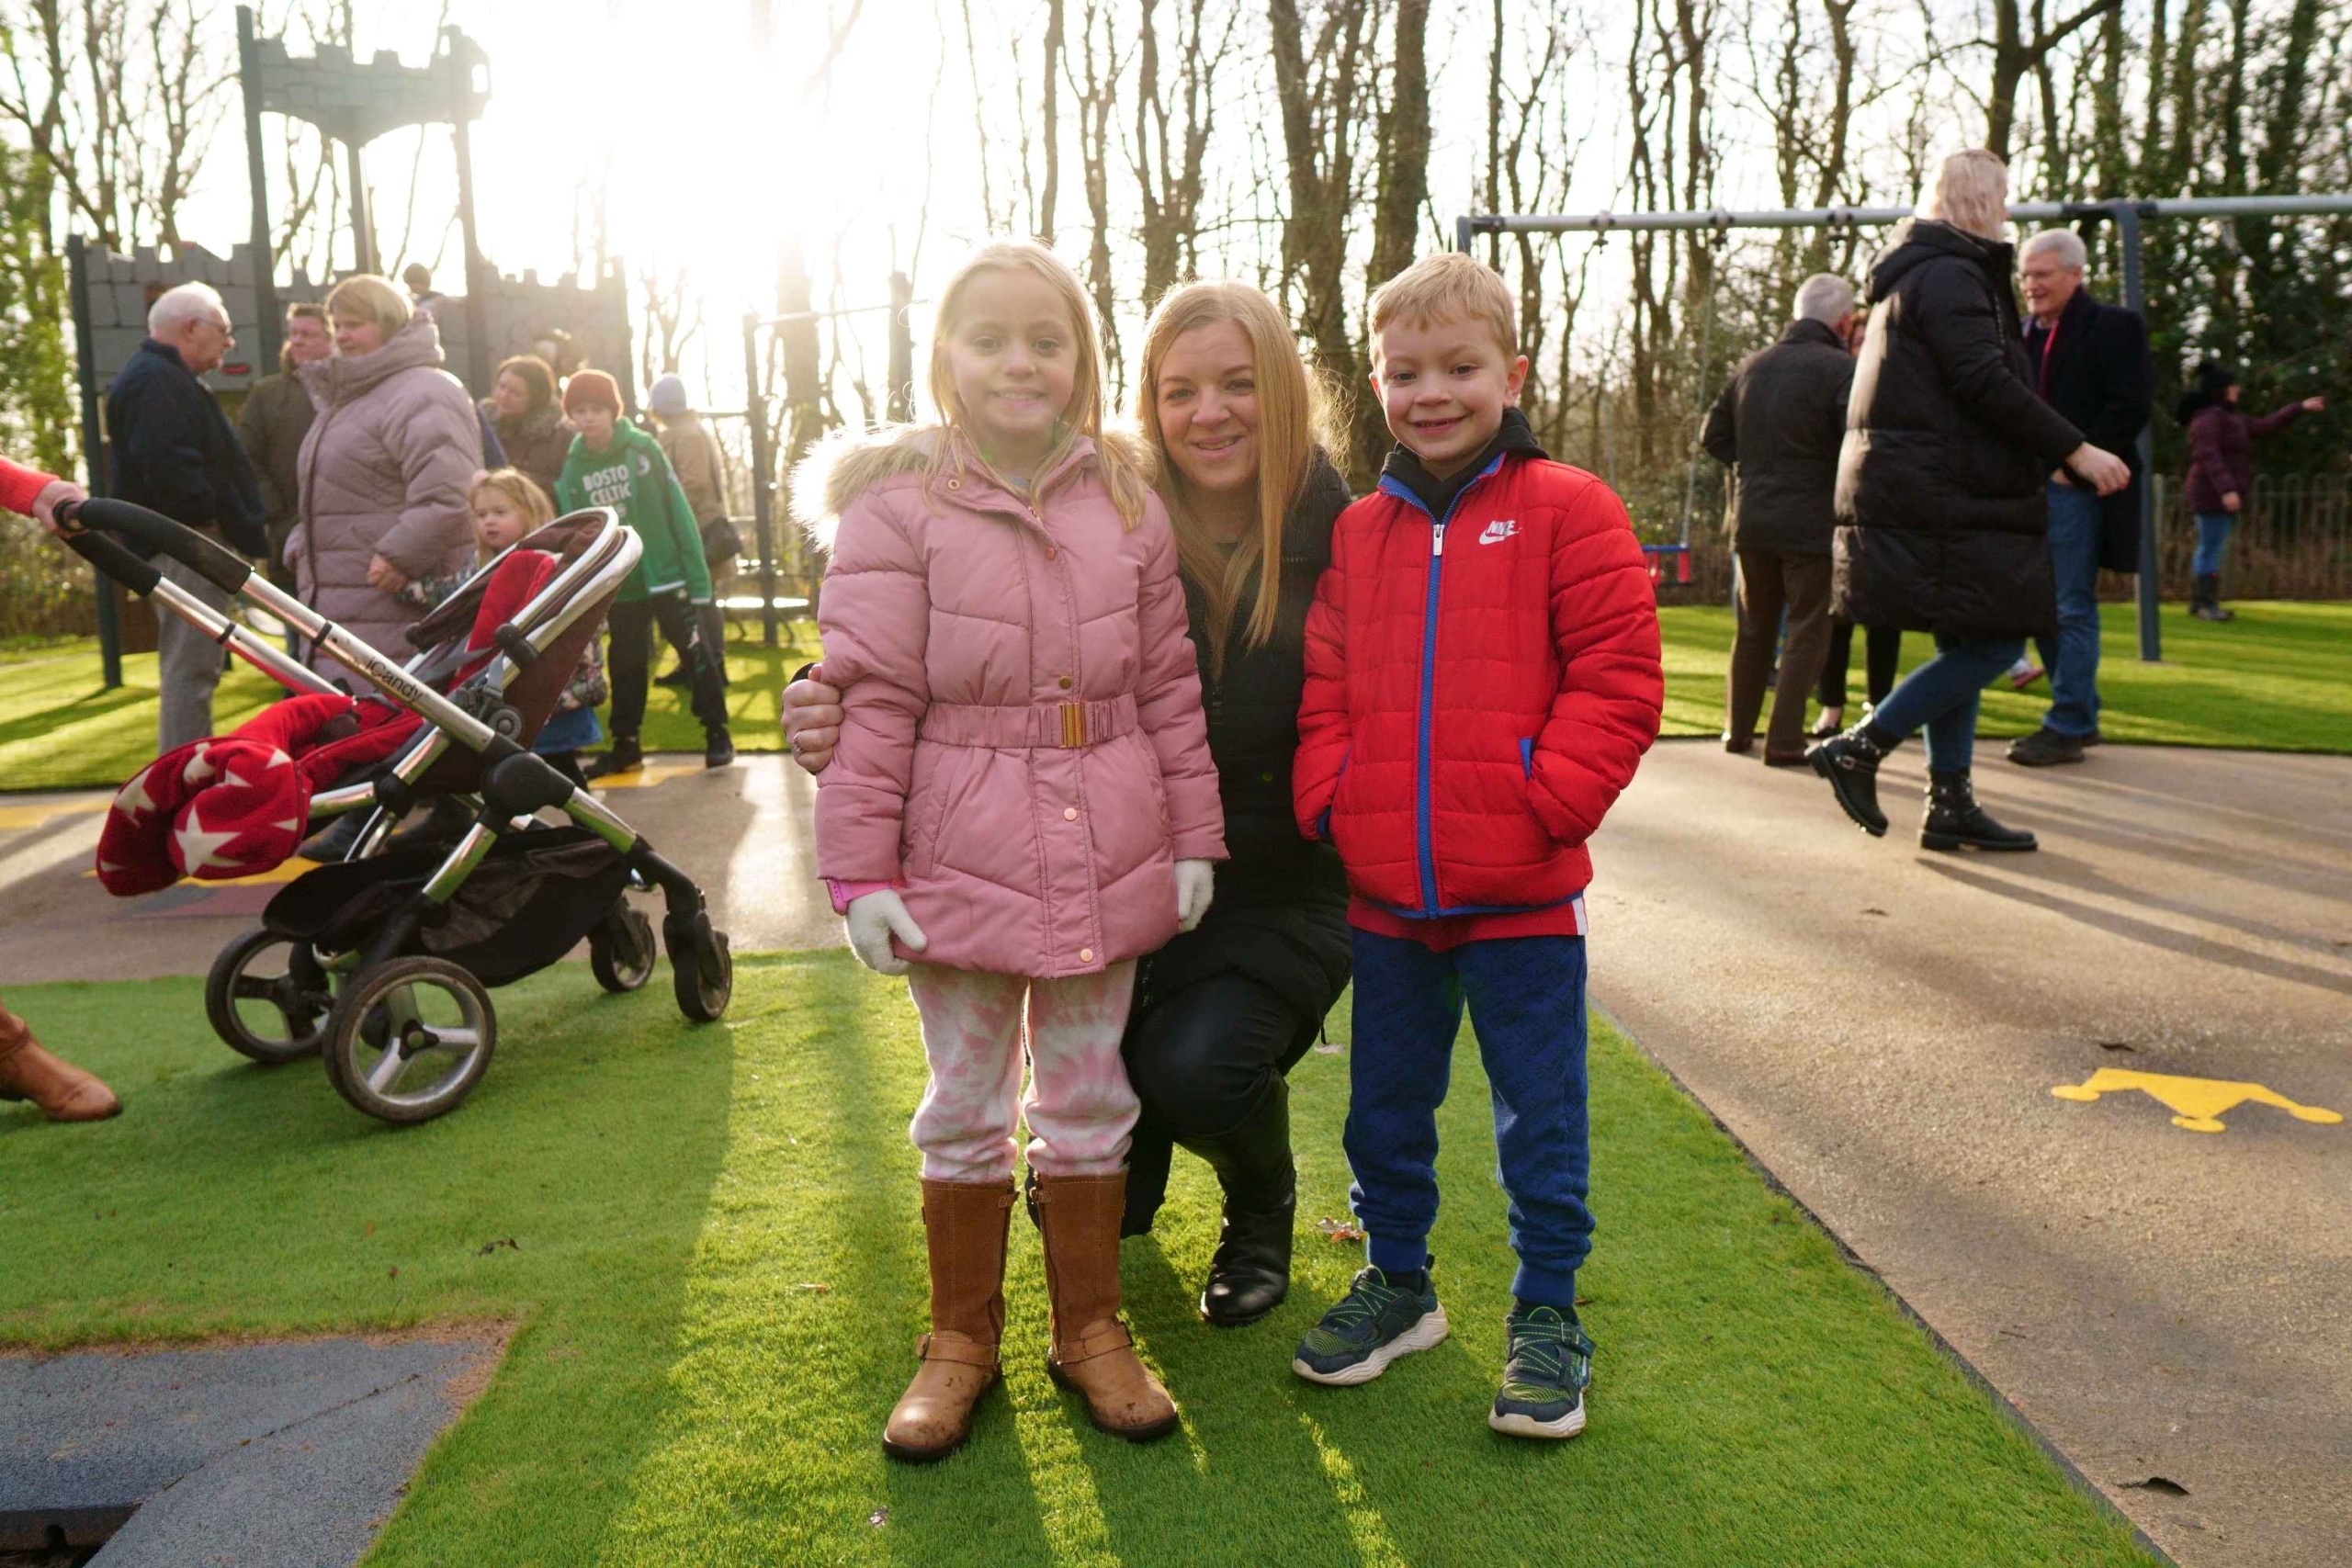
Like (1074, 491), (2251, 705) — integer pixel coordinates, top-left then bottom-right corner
(786, 280), (1352, 1327)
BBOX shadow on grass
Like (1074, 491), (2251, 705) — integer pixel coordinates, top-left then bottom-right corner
(0, 681), (152, 750)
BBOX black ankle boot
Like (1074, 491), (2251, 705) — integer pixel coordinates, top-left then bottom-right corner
(1187, 1082), (1297, 1327)
(1920, 770), (2037, 852)
(2190, 572), (2234, 622)
(1120, 1116), (1174, 1238)
(585, 735), (643, 779)
(1806, 722), (1898, 837)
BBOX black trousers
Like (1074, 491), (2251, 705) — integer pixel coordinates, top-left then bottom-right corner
(1122, 971), (1318, 1226)
(662, 602), (729, 683)
(1817, 618), (1903, 710)
(607, 594), (725, 739)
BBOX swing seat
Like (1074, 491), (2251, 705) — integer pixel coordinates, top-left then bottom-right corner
(1642, 544), (1692, 584)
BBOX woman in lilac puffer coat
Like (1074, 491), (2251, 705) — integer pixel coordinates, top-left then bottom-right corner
(291, 276), (480, 678)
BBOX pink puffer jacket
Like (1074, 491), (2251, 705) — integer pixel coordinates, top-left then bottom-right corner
(292, 314), (481, 674)
(804, 427), (1226, 979)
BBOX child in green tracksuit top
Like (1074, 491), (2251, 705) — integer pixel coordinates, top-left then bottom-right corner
(554, 369), (734, 774)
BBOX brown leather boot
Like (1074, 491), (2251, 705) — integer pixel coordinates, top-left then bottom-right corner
(1033, 1169), (1179, 1442)
(883, 1177), (1016, 1463)
(0, 1006), (119, 1122)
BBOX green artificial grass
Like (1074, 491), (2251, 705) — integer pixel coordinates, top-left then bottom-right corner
(1658, 598), (2352, 749)
(2, 954), (2153, 1566)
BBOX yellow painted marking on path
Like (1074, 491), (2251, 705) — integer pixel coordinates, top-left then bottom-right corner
(0, 798), (107, 831)
(85, 856), (319, 886)
(590, 760), (705, 790)
(2051, 1068), (2345, 1134)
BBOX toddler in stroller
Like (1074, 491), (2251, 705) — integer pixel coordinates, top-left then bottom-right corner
(60, 496), (733, 1124)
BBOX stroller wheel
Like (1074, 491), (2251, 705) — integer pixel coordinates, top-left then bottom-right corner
(322, 956), (496, 1124)
(665, 910), (733, 1022)
(206, 929), (332, 1065)
(589, 903), (657, 994)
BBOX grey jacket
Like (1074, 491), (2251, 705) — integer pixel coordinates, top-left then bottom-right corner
(291, 315), (481, 669)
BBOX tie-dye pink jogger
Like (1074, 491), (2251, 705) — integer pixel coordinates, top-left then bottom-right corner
(902, 962), (1141, 1181)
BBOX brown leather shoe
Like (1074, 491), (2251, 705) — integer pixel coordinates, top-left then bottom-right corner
(1033, 1169), (1179, 1441)
(0, 1007), (119, 1122)
(883, 1177), (1016, 1462)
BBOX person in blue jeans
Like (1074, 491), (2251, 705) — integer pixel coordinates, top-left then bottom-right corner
(2006, 231), (2153, 768)
(2177, 358), (2327, 622)
(1806, 152), (2132, 851)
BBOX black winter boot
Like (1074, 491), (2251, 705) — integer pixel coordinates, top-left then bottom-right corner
(585, 735), (644, 779)
(1806, 722), (1899, 837)
(1919, 770), (2037, 852)
(2191, 572), (2234, 622)
(1189, 1081), (1297, 1327)
(1119, 1116), (1174, 1238)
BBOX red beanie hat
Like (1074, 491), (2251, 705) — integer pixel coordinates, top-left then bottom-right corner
(561, 368), (622, 416)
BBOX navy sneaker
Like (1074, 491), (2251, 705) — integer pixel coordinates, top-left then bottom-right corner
(1291, 1266), (1449, 1386)
(1488, 1303), (1594, 1439)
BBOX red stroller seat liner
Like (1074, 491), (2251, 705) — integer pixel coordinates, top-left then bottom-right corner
(95, 551), (570, 898)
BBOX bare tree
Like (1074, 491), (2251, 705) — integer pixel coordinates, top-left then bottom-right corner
(1128, 0), (1229, 304)
(1, 0), (237, 250)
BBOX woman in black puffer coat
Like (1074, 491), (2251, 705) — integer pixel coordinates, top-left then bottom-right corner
(1809, 150), (2129, 852)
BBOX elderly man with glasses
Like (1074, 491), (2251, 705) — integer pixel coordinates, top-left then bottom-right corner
(105, 282), (267, 752)
(2007, 230), (2153, 767)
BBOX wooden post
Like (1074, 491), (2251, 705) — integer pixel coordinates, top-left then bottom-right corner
(68, 234), (122, 690)
(236, 6), (282, 378)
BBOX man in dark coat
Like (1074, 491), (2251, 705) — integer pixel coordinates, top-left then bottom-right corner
(106, 282), (267, 753)
(237, 303), (330, 606)
(1809, 155), (2128, 854)
(2007, 229), (2153, 767)
(1703, 273), (1857, 762)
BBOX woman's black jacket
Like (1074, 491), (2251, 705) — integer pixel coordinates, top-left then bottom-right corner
(1134, 454), (1354, 1028)
(1833, 220), (2087, 641)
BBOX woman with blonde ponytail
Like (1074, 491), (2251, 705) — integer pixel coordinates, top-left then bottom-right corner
(784, 277), (1356, 1333)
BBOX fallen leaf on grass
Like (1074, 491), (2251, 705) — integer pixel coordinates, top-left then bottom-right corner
(795, 1282), (831, 1293)
(387, 1266), (399, 1280)
(476, 1237), (520, 1257)
(868, 1507), (888, 1528)
(2125, 1477), (2189, 1496)
(1315, 1217), (1363, 1243)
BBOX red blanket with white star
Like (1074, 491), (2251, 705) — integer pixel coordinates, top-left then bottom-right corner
(94, 693), (416, 896)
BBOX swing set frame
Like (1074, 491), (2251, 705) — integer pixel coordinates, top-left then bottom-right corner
(1454, 194), (2352, 661)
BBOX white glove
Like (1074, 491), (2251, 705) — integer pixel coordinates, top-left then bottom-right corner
(1174, 859), (1216, 933)
(845, 889), (928, 976)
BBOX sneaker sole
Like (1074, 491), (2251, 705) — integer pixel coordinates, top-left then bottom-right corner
(1291, 1306), (1450, 1386)
(1488, 1402), (1588, 1440)
(2005, 750), (2085, 768)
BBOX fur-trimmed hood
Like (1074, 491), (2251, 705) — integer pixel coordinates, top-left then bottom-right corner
(792, 423), (1154, 549)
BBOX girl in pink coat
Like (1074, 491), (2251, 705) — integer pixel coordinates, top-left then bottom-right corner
(801, 242), (1225, 1461)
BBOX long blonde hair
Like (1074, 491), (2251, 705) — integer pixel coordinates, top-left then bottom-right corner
(924, 240), (1148, 527)
(1918, 150), (2010, 243)
(1135, 281), (1329, 679)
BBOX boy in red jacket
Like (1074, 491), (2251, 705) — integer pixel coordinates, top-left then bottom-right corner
(1289, 254), (1661, 1438)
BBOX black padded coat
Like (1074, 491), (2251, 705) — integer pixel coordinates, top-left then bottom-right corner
(1132, 453), (1353, 1030)
(1833, 220), (2086, 641)
(1702, 317), (1855, 558)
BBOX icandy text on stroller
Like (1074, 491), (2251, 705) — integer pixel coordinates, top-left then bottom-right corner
(58, 498), (733, 1124)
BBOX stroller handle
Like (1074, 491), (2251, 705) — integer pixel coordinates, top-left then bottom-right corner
(67, 497), (254, 597)
(60, 521), (164, 596)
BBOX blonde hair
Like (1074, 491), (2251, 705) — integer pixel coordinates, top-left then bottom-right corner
(1918, 151), (2011, 243)
(1368, 252), (1519, 365)
(323, 274), (413, 343)
(925, 240), (1148, 526)
(1136, 280), (1332, 679)
(469, 468), (556, 566)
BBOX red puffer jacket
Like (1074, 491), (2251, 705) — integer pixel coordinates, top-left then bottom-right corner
(1293, 450), (1661, 919)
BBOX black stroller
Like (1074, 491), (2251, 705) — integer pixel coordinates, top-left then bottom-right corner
(62, 500), (734, 1125)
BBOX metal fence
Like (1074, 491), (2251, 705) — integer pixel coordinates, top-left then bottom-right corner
(1649, 473), (2352, 607)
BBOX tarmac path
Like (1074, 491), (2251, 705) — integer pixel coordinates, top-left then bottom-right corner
(1589, 741), (2351, 1568)
(4, 744), (2347, 1565)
